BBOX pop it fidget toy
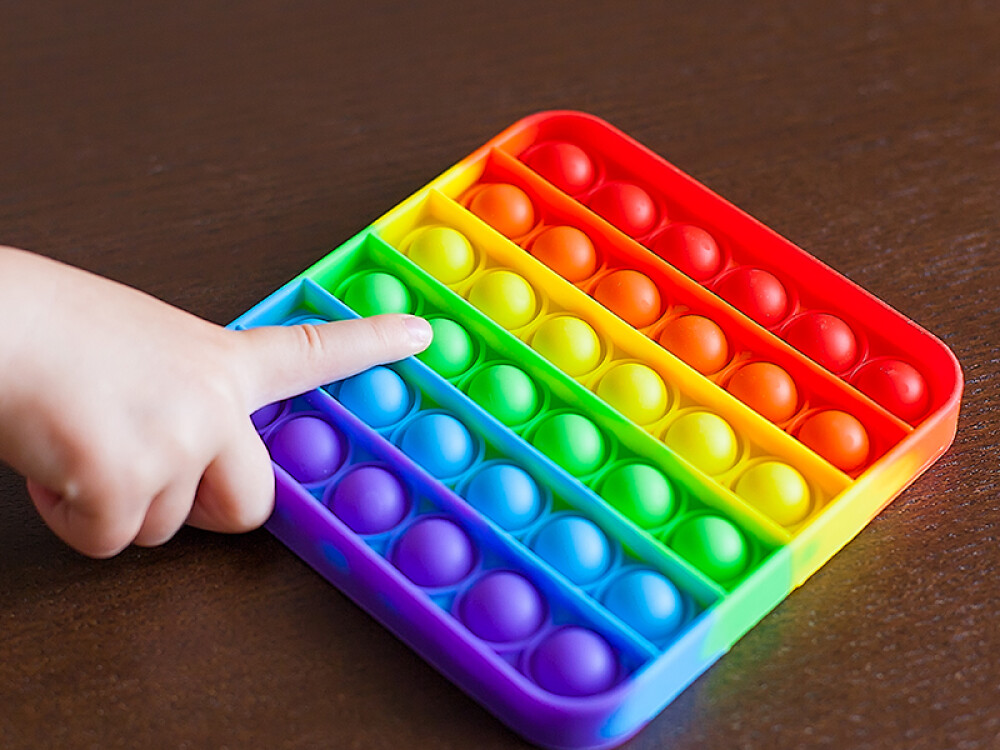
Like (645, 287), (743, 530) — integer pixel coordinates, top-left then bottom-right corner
(233, 112), (961, 749)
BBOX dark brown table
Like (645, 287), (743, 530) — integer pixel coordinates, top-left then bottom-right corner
(2, 2), (997, 748)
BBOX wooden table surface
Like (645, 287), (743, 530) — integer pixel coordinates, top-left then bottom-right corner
(2, 2), (998, 748)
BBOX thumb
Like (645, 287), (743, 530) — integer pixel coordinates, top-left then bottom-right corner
(233, 314), (432, 410)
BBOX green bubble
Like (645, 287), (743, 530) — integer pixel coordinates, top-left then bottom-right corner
(670, 515), (748, 583)
(533, 413), (606, 476)
(342, 271), (412, 317)
(467, 364), (539, 426)
(417, 318), (474, 378)
(601, 463), (676, 528)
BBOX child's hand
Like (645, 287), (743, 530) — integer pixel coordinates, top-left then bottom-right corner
(0, 246), (432, 558)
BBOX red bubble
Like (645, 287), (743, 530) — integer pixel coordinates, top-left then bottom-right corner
(587, 182), (658, 237)
(653, 224), (723, 281)
(853, 359), (929, 422)
(523, 142), (595, 194)
(715, 267), (788, 327)
(785, 312), (858, 373)
(593, 269), (663, 328)
(468, 183), (536, 238)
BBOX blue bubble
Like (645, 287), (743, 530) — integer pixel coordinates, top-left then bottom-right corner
(601, 570), (685, 642)
(399, 413), (476, 478)
(532, 515), (612, 585)
(465, 463), (542, 530)
(337, 366), (411, 428)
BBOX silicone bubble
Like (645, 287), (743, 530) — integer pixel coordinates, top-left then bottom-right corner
(798, 410), (870, 472)
(329, 465), (409, 535)
(529, 225), (598, 282)
(853, 359), (929, 422)
(523, 141), (595, 194)
(399, 413), (476, 478)
(735, 461), (811, 526)
(342, 271), (412, 317)
(460, 571), (545, 643)
(469, 270), (537, 330)
(785, 312), (858, 373)
(601, 570), (685, 642)
(593, 269), (663, 328)
(268, 415), (346, 484)
(251, 402), (284, 430)
(658, 315), (729, 375)
(532, 413), (606, 476)
(337, 366), (411, 428)
(532, 515), (612, 585)
(530, 627), (617, 697)
(670, 515), (749, 583)
(418, 318), (475, 378)
(664, 412), (739, 476)
(653, 224), (723, 281)
(393, 517), (475, 588)
(469, 183), (536, 238)
(405, 226), (476, 285)
(601, 463), (676, 529)
(726, 361), (798, 423)
(596, 362), (669, 425)
(467, 363), (539, 426)
(530, 316), (602, 377)
(588, 181), (657, 236)
(465, 463), (543, 531)
(716, 267), (788, 327)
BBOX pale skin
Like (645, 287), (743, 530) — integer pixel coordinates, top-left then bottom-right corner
(0, 246), (432, 558)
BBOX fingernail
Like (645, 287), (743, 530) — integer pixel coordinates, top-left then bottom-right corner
(404, 315), (433, 349)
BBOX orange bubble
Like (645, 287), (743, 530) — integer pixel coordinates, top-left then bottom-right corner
(726, 361), (798, 423)
(798, 410), (870, 472)
(658, 315), (729, 374)
(523, 142), (595, 194)
(468, 183), (536, 238)
(588, 182), (658, 236)
(529, 226), (598, 282)
(653, 224), (722, 281)
(593, 269), (663, 328)
(716, 267), (788, 327)
(785, 312), (858, 373)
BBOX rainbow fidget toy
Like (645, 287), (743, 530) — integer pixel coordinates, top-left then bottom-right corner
(233, 112), (961, 749)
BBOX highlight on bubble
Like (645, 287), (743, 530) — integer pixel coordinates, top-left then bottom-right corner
(468, 183), (536, 238)
(404, 225), (476, 285)
(653, 224), (723, 281)
(784, 311), (858, 373)
(715, 267), (788, 327)
(529, 225), (599, 282)
(853, 358), (929, 422)
(734, 461), (811, 527)
(588, 181), (658, 236)
(468, 270), (537, 330)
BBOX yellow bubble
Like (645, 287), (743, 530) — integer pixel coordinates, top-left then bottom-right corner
(596, 363), (669, 425)
(664, 411), (738, 475)
(405, 226), (475, 284)
(735, 461), (811, 526)
(468, 271), (537, 330)
(531, 316), (602, 376)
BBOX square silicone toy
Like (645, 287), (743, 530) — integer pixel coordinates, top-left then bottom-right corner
(232, 112), (961, 750)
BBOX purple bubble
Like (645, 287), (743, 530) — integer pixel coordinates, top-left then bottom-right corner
(460, 571), (545, 642)
(251, 401), (284, 430)
(393, 517), (475, 588)
(530, 627), (618, 697)
(268, 415), (346, 484)
(329, 465), (409, 535)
